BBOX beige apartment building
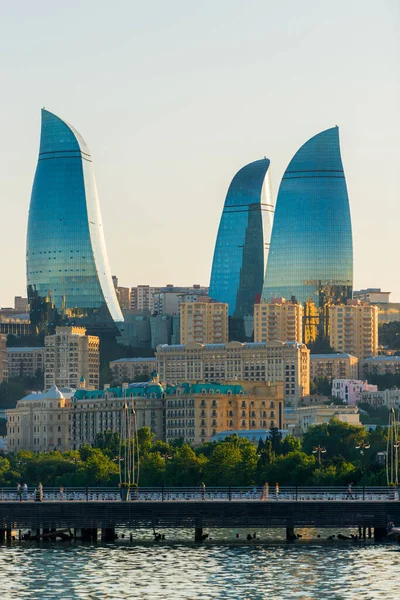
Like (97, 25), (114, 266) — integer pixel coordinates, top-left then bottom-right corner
(284, 405), (361, 435)
(359, 356), (400, 378)
(180, 299), (228, 344)
(254, 298), (303, 343)
(0, 334), (8, 381)
(44, 326), (100, 391)
(310, 353), (358, 381)
(7, 346), (44, 379)
(165, 381), (284, 445)
(329, 300), (378, 359)
(116, 286), (131, 310)
(359, 388), (400, 409)
(110, 357), (157, 384)
(156, 341), (310, 406)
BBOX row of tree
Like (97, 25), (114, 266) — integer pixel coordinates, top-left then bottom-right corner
(0, 420), (392, 488)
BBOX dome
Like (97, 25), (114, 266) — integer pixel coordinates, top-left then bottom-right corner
(42, 385), (64, 399)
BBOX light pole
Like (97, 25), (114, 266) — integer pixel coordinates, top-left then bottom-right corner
(355, 441), (370, 478)
(312, 445), (326, 467)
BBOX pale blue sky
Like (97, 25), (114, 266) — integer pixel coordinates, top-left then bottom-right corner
(0, 0), (399, 307)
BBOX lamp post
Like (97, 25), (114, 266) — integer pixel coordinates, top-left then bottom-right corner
(355, 441), (370, 478)
(312, 445), (326, 467)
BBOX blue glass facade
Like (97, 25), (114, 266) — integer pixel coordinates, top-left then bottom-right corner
(27, 110), (123, 328)
(209, 159), (274, 319)
(262, 127), (353, 307)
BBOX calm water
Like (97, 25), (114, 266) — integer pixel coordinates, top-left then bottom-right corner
(1, 533), (399, 600)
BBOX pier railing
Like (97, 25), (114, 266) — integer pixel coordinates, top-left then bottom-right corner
(1, 486), (399, 502)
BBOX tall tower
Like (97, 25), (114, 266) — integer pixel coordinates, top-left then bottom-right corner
(262, 127), (353, 335)
(209, 159), (274, 340)
(27, 109), (123, 332)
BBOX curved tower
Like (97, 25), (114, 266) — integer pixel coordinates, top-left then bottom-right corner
(262, 127), (353, 308)
(209, 158), (273, 324)
(27, 109), (123, 330)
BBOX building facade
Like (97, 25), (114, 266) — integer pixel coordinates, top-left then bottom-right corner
(359, 355), (400, 377)
(7, 347), (44, 379)
(359, 388), (400, 409)
(209, 159), (274, 339)
(310, 353), (359, 381)
(110, 357), (157, 383)
(156, 341), (310, 406)
(254, 298), (303, 343)
(0, 334), (8, 381)
(331, 379), (378, 405)
(165, 381), (284, 445)
(329, 300), (379, 359)
(44, 326), (99, 391)
(179, 300), (228, 345)
(286, 405), (361, 435)
(27, 109), (123, 332)
(262, 127), (353, 335)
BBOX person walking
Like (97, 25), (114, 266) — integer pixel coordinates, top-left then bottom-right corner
(22, 483), (28, 501)
(275, 482), (279, 500)
(346, 482), (354, 500)
(17, 483), (21, 502)
(201, 482), (206, 501)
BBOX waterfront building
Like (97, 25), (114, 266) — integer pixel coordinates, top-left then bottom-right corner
(44, 326), (99, 391)
(285, 404), (361, 435)
(27, 109), (123, 333)
(310, 353), (358, 381)
(209, 159), (274, 340)
(254, 298), (303, 343)
(110, 357), (157, 384)
(180, 299), (228, 345)
(0, 335), (8, 381)
(262, 127), (353, 336)
(7, 386), (73, 453)
(156, 341), (310, 406)
(359, 355), (400, 378)
(329, 300), (379, 359)
(331, 378), (378, 405)
(165, 381), (283, 445)
(359, 388), (400, 409)
(7, 347), (44, 379)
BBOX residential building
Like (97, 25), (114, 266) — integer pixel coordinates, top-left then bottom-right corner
(110, 357), (157, 384)
(353, 289), (391, 304)
(44, 326), (99, 391)
(130, 285), (209, 313)
(331, 379), (378, 405)
(310, 353), (358, 381)
(27, 109), (123, 333)
(117, 287), (131, 310)
(156, 341), (310, 406)
(0, 334), (8, 381)
(285, 405), (361, 435)
(359, 355), (400, 378)
(262, 127), (353, 338)
(7, 347), (44, 379)
(180, 299), (228, 344)
(254, 298), (303, 343)
(165, 380), (284, 445)
(210, 159), (274, 341)
(359, 389), (400, 409)
(0, 315), (31, 337)
(329, 300), (379, 359)
(14, 296), (29, 312)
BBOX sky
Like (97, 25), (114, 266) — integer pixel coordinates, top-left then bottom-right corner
(0, 0), (399, 307)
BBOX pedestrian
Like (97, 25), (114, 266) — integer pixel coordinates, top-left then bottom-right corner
(346, 482), (354, 500)
(201, 481), (206, 501)
(17, 482), (21, 501)
(262, 482), (269, 500)
(275, 482), (279, 500)
(38, 482), (43, 502)
(22, 483), (28, 501)
(59, 486), (64, 501)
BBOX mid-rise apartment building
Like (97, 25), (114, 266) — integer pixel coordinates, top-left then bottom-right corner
(310, 353), (358, 381)
(44, 326), (100, 391)
(180, 299), (228, 345)
(130, 284), (209, 313)
(329, 300), (379, 359)
(359, 388), (400, 409)
(254, 298), (303, 343)
(156, 341), (310, 406)
(7, 346), (44, 379)
(0, 334), (8, 381)
(284, 405), (361, 435)
(359, 356), (400, 378)
(110, 357), (157, 384)
(165, 381), (284, 445)
(331, 378), (378, 405)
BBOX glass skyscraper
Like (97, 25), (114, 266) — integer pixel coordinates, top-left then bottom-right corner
(27, 109), (123, 331)
(262, 127), (353, 313)
(209, 159), (274, 338)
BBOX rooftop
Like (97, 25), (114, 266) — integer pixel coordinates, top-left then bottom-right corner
(110, 357), (156, 364)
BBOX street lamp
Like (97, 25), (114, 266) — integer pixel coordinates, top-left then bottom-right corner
(312, 445), (326, 467)
(355, 441), (370, 477)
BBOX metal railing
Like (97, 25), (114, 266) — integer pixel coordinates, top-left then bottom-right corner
(0, 486), (399, 502)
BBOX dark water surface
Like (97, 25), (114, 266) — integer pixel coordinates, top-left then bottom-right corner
(0, 535), (399, 599)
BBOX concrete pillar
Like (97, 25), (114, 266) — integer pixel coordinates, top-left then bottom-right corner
(286, 527), (296, 541)
(195, 527), (204, 542)
(368, 527), (372, 539)
(101, 528), (116, 542)
(74, 528), (81, 540)
(91, 528), (98, 541)
(42, 528), (50, 541)
(362, 527), (366, 540)
(81, 528), (92, 541)
(6, 528), (12, 542)
(0, 529), (5, 542)
(374, 527), (387, 541)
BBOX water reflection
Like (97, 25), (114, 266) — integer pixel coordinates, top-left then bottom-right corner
(0, 537), (399, 599)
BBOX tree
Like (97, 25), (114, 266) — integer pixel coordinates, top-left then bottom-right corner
(164, 444), (206, 486)
(302, 419), (367, 463)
